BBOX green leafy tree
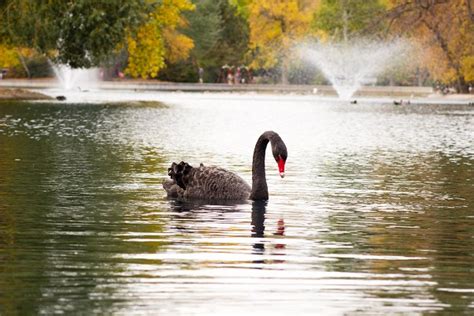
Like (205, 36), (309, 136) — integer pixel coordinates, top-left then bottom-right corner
(312, 0), (387, 41)
(184, 0), (222, 67)
(229, 0), (251, 18)
(0, 0), (154, 68)
(211, 0), (249, 65)
(202, 0), (249, 81)
(169, 0), (249, 82)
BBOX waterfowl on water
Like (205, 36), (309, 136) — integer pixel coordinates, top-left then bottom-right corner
(163, 131), (288, 201)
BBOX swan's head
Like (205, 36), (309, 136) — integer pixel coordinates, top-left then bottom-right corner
(271, 137), (287, 178)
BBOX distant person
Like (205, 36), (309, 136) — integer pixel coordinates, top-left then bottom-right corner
(240, 67), (249, 84)
(234, 67), (241, 84)
(218, 67), (225, 83)
(198, 67), (204, 83)
(248, 68), (254, 84)
(227, 69), (234, 85)
(220, 65), (230, 83)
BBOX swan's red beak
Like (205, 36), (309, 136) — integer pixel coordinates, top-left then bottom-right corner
(277, 157), (285, 178)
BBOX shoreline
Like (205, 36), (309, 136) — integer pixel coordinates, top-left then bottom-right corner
(0, 88), (53, 101)
(0, 79), (472, 102)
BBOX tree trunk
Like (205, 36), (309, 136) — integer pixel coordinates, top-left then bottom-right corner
(455, 75), (469, 93)
(466, 0), (474, 22)
(17, 50), (31, 79)
(281, 58), (289, 85)
(342, 5), (349, 42)
(423, 19), (468, 93)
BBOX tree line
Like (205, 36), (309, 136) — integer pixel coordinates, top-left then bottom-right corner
(0, 0), (472, 92)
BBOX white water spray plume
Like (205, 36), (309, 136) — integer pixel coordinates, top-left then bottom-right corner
(50, 62), (101, 91)
(299, 39), (409, 100)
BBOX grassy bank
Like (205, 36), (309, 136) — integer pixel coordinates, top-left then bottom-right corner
(0, 88), (53, 101)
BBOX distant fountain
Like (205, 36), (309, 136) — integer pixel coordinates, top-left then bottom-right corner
(49, 62), (101, 91)
(300, 40), (407, 99)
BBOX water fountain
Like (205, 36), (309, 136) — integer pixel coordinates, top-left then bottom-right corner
(299, 39), (407, 99)
(49, 62), (101, 91)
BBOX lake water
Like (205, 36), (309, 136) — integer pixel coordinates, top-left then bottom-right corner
(0, 93), (473, 315)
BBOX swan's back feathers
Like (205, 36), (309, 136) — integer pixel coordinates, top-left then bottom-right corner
(163, 161), (250, 200)
(186, 165), (251, 200)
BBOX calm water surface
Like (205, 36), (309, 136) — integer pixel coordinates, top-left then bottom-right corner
(0, 93), (473, 315)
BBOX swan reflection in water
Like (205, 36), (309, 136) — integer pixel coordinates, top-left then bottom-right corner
(167, 199), (244, 232)
(251, 201), (286, 263)
(167, 199), (286, 264)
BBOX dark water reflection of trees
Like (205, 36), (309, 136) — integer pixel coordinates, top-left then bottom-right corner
(0, 103), (168, 314)
(321, 151), (474, 313)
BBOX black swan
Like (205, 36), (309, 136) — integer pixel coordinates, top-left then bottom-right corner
(163, 131), (287, 201)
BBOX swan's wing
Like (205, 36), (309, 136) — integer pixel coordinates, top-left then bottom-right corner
(185, 166), (250, 200)
(164, 162), (250, 200)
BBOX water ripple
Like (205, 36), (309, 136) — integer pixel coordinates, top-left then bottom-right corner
(1, 97), (473, 314)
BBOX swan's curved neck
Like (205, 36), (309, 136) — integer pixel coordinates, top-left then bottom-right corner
(250, 132), (276, 200)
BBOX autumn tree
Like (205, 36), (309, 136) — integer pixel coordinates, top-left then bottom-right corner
(312, 0), (387, 41)
(0, 45), (18, 68)
(246, 0), (319, 84)
(0, 45), (38, 77)
(380, 0), (474, 92)
(125, 0), (194, 79)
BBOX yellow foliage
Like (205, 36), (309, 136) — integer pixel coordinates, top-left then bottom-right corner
(163, 29), (194, 64)
(388, 0), (474, 87)
(126, 23), (165, 79)
(0, 45), (20, 69)
(154, 0), (195, 28)
(421, 45), (457, 83)
(247, 0), (319, 69)
(126, 0), (194, 79)
(461, 56), (474, 82)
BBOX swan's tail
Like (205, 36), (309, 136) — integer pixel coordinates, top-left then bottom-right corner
(163, 161), (194, 198)
(167, 161), (193, 189)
